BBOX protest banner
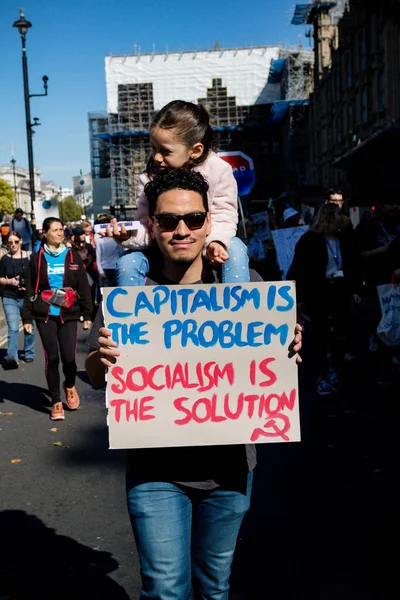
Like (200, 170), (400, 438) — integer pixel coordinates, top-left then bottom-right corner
(103, 281), (300, 450)
(33, 199), (60, 230)
(272, 225), (308, 280)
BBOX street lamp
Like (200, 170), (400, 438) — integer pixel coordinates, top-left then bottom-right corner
(10, 157), (18, 208)
(13, 8), (49, 245)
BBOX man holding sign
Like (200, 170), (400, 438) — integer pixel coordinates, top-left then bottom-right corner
(86, 169), (302, 600)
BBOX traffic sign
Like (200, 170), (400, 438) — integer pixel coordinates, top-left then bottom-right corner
(218, 151), (256, 196)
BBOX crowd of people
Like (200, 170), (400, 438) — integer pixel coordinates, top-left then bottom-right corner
(0, 209), (129, 418)
(287, 192), (400, 394)
(0, 97), (397, 599)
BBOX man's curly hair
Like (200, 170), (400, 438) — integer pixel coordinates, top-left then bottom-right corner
(144, 168), (209, 216)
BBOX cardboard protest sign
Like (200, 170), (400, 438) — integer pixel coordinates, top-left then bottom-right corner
(103, 282), (300, 450)
(272, 226), (308, 280)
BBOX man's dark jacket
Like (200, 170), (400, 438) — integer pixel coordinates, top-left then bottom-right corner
(287, 230), (360, 308)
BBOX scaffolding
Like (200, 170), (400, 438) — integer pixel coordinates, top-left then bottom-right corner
(292, 1), (349, 33)
(198, 78), (250, 128)
(106, 83), (156, 207)
(88, 112), (111, 180)
(99, 46), (282, 208)
(281, 50), (314, 100)
(104, 78), (256, 207)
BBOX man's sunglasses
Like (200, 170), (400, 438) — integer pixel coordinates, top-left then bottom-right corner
(153, 212), (207, 232)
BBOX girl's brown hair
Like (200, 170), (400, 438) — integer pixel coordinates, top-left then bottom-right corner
(7, 231), (22, 241)
(310, 203), (341, 234)
(147, 100), (216, 175)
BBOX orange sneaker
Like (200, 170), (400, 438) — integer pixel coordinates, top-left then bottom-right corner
(51, 402), (65, 420)
(65, 385), (80, 410)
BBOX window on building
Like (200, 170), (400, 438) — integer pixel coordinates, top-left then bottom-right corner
(327, 123), (332, 149)
(334, 71), (341, 102)
(336, 114), (342, 144)
(327, 85), (332, 112)
(346, 54), (352, 89)
(322, 127), (327, 153)
(361, 89), (368, 124)
(347, 104), (354, 134)
(359, 32), (366, 71)
(377, 9), (384, 52)
(378, 71), (386, 111)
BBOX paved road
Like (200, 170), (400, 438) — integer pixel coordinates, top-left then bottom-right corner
(0, 316), (393, 599)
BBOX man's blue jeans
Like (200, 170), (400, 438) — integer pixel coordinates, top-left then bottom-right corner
(2, 297), (35, 362)
(126, 471), (253, 600)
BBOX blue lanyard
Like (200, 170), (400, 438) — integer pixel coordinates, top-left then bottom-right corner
(326, 237), (341, 268)
(379, 221), (398, 242)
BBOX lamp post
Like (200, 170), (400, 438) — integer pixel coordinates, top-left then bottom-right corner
(58, 185), (63, 221)
(13, 8), (49, 245)
(10, 157), (18, 209)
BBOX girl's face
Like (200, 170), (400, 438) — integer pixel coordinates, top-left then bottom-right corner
(150, 126), (203, 170)
(44, 221), (65, 246)
(7, 236), (22, 255)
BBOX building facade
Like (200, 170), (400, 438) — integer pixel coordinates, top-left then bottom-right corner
(90, 46), (287, 211)
(303, 0), (400, 204)
(0, 164), (41, 215)
(41, 181), (73, 201)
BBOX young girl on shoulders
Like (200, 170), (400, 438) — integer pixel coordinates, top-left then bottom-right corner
(113, 100), (250, 285)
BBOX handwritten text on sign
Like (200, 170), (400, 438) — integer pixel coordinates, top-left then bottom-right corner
(103, 282), (300, 449)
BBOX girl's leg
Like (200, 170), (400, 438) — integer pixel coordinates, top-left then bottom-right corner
(2, 298), (21, 363)
(116, 251), (149, 286)
(221, 237), (250, 283)
(58, 320), (78, 389)
(18, 298), (35, 360)
(36, 319), (61, 404)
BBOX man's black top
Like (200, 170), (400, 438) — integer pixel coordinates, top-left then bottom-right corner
(87, 269), (263, 491)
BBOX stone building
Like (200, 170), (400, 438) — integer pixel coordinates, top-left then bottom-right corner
(303, 0), (400, 204)
(0, 164), (41, 215)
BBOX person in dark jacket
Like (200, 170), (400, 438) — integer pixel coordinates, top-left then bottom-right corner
(22, 217), (93, 421)
(0, 231), (35, 368)
(288, 203), (361, 395)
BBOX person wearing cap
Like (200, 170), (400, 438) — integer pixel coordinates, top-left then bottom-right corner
(282, 207), (302, 229)
(10, 209), (32, 251)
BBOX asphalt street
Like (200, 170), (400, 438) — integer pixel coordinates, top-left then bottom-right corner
(0, 312), (394, 599)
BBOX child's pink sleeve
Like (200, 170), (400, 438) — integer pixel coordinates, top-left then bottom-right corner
(206, 161), (238, 250)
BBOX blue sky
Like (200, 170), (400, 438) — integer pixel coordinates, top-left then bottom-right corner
(0, 0), (309, 188)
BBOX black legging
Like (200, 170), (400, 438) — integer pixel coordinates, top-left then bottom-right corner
(36, 317), (78, 405)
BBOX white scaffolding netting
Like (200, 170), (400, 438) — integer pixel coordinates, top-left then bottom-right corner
(105, 46), (281, 114)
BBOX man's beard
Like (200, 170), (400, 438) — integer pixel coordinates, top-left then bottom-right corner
(173, 255), (195, 264)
